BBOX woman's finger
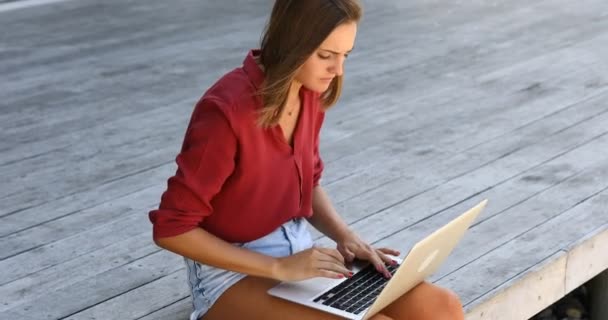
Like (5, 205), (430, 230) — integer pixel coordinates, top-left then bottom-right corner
(375, 249), (397, 266)
(317, 247), (346, 265)
(340, 245), (356, 262)
(315, 260), (352, 277)
(377, 247), (401, 257)
(317, 269), (348, 279)
(361, 248), (391, 279)
(371, 257), (392, 279)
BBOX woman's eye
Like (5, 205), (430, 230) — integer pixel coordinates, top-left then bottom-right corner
(318, 53), (331, 60)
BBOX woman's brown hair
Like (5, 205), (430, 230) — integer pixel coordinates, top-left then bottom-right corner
(257, 0), (362, 128)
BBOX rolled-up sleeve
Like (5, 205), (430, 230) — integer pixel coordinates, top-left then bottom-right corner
(312, 110), (325, 187)
(149, 99), (237, 240)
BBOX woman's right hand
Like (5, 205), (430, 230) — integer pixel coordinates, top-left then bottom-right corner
(272, 247), (353, 282)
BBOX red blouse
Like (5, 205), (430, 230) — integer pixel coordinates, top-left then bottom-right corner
(149, 50), (325, 243)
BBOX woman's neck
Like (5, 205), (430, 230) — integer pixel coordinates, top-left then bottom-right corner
(253, 54), (301, 107)
(287, 81), (302, 107)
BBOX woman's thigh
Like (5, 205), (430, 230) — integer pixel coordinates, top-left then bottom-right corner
(381, 282), (464, 320)
(202, 276), (394, 320)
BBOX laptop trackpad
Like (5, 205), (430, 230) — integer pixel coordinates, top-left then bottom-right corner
(268, 259), (371, 300)
(269, 277), (343, 301)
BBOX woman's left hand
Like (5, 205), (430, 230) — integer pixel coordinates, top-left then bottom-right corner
(336, 231), (401, 278)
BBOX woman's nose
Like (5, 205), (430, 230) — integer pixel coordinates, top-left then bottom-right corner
(332, 60), (344, 76)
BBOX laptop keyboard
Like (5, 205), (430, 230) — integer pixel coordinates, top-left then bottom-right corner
(312, 263), (400, 315)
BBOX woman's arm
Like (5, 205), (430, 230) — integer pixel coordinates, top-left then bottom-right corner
(307, 185), (398, 278)
(154, 228), (351, 281)
(307, 185), (355, 242)
(155, 228), (280, 278)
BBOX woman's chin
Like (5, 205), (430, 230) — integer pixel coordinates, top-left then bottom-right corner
(304, 83), (332, 93)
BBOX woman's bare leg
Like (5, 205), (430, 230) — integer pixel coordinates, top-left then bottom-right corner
(381, 282), (464, 320)
(202, 276), (395, 320)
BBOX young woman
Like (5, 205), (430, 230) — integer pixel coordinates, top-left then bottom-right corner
(149, 1), (465, 319)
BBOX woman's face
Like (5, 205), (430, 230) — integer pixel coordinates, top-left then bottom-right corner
(294, 22), (358, 93)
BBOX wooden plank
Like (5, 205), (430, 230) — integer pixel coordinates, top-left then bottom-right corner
(464, 252), (568, 320)
(564, 225), (608, 293)
(326, 34), (608, 180)
(0, 185), (163, 260)
(10, 127), (601, 316)
(1, 0), (604, 154)
(0, 310), (37, 320)
(0, 0), (526, 120)
(465, 227), (608, 319)
(0, 209), (151, 285)
(1, 0), (604, 158)
(322, 0), (608, 155)
(0, 7), (267, 162)
(61, 270), (189, 320)
(324, 87), (608, 222)
(14, 110), (600, 318)
(0, 163), (174, 237)
(0, 137), (175, 217)
(136, 298), (191, 320)
(8, 153), (604, 318)
(322, 85), (608, 206)
(322, 32), (608, 186)
(0, 38), (250, 150)
(366, 135), (608, 280)
(4, 81), (596, 246)
(1, 1), (608, 319)
(4, 248), (184, 320)
(3, 0), (607, 221)
(3, 93), (602, 298)
(314, 96), (608, 244)
(436, 164), (608, 283)
(434, 189), (608, 311)
(5, 77), (606, 253)
(0, 0), (266, 105)
(4, 39), (608, 236)
(0, 103), (188, 190)
(0, 232), (157, 312)
(348, 1), (606, 79)
(0, 93), (192, 166)
(350, 138), (608, 313)
(318, 123), (608, 315)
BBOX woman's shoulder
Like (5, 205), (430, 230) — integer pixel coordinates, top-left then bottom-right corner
(190, 67), (260, 131)
(201, 67), (260, 111)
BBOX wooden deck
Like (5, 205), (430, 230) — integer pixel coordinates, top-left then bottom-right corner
(1, 0), (608, 319)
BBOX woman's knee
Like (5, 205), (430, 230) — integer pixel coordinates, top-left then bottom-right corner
(426, 286), (464, 319)
(441, 289), (464, 320)
(382, 282), (464, 319)
(370, 313), (394, 320)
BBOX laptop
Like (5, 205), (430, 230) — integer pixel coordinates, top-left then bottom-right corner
(268, 199), (488, 320)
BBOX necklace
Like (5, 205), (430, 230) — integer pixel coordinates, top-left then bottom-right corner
(286, 100), (300, 116)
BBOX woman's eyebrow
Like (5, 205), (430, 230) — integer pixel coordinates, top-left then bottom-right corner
(319, 47), (354, 54)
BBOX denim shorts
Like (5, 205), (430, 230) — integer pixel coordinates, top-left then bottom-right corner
(184, 218), (314, 320)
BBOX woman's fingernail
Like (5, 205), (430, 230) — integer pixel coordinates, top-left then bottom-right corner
(391, 260), (398, 265)
(349, 272), (354, 277)
(337, 274), (344, 279)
